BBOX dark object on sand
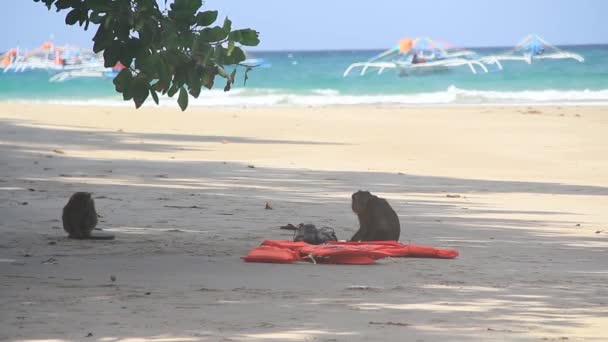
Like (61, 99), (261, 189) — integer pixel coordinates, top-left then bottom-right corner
(350, 190), (400, 241)
(293, 223), (338, 245)
(279, 223), (298, 230)
(62, 192), (114, 240)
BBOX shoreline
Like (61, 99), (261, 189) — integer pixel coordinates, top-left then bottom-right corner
(2, 99), (608, 108)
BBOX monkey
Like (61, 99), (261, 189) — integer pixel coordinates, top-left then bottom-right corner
(350, 190), (400, 242)
(62, 192), (114, 240)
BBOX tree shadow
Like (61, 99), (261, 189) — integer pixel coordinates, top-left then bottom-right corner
(0, 118), (347, 155)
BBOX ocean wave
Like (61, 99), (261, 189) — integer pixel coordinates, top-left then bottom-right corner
(310, 88), (341, 96)
(5, 87), (608, 107)
(446, 86), (608, 103)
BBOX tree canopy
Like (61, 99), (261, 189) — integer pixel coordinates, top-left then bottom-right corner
(34, 0), (260, 110)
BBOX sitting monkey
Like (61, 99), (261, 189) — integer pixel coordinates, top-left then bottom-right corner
(62, 192), (114, 240)
(350, 190), (400, 241)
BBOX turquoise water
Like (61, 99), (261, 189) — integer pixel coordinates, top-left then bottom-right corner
(1, 45), (607, 106)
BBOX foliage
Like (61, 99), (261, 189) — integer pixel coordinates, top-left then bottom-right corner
(34, 0), (260, 110)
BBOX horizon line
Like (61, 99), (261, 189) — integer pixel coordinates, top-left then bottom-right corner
(2, 42), (607, 54)
(247, 42), (608, 53)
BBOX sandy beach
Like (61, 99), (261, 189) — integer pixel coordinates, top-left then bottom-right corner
(1, 103), (607, 341)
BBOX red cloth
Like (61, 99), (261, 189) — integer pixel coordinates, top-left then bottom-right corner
(242, 240), (459, 264)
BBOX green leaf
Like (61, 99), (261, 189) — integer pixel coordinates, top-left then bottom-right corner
(122, 87), (133, 101)
(103, 12), (113, 29)
(131, 78), (150, 109)
(113, 68), (133, 93)
(230, 29), (260, 46)
(224, 46), (246, 64)
(222, 17), (232, 32)
(195, 10), (217, 26)
(158, 54), (171, 84)
(229, 68), (236, 85)
(65, 9), (79, 25)
(55, 0), (73, 10)
(187, 71), (202, 98)
(169, 0), (201, 27)
(172, 0), (202, 12)
(89, 11), (104, 24)
(200, 26), (228, 42)
(78, 10), (87, 27)
(86, 0), (111, 12)
(34, 0), (54, 10)
(103, 42), (121, 68)
(134, 46), (152, 70)
(189, 84), (201, 98)
(178, 87), (189, 111)
(150, 88), (159, 105)
(167, 84), (180, 97)
(92, 24), (110, 53)
(227, 39), (235, 56)
(138, 19), (160, 46)
(152, 80), (169, 94)
(239, 29), (260, 46)
(243, 66), (252, 86)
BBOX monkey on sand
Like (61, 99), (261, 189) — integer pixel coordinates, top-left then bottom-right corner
(62, 192), (114, 240)
(350, 190), (400, 242)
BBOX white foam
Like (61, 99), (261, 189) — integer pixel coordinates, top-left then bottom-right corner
(311, 88), (341, 96)
(4, 86), (608, 107)
(447, 85), (608, 103)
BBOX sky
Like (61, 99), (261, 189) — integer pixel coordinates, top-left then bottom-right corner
(1, 0), (607, 52)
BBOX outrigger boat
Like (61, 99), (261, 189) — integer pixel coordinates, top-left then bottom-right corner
(2, 41), (125, 82)
(2, 41), (104, 73)
(344, 37), (493, 77)
(3, 41), (264, 82)
(480, 34), (584, 67)
(49, 64), (124, 82)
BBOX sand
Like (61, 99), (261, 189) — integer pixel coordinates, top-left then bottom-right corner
(1, 103), (607, 341)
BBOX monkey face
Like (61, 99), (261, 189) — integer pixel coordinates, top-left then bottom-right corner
(351, 190), (372, 213)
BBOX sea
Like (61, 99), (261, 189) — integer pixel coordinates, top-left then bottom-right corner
(1, 45), (607, 107)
